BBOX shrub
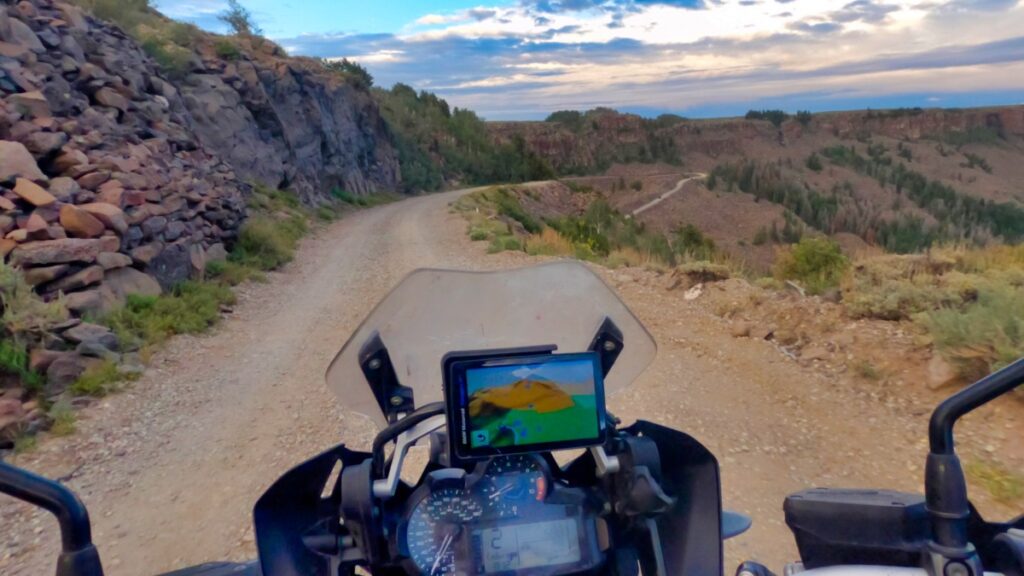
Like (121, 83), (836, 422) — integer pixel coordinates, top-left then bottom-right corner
(231, 214), (306, 270)
(491, 189), (541, 234)
(49, 402), (77, 436)
(102, 282), (236, 348)
(923, 284), (1024, 381)
(806, 153), (823, 172)
(967, 460), (1024, 505)
(630, 180), (643, 191)
(219, 0), (262, 36)
(525, 228), (574, 257)
(322, 58), (373, 89)
(330, 188), (367, 206)
(206, 260), (265, 286)
(678, 261), (731, 283)
(774, 237), (849, 294)
(140, 37), (193, 79)
(0, 340), (44, 393)
(796, 110), (813, 126)
(672, 224), (716, 260)
(1, 261), (68, 342)
(214, 38), (242, 60)
(71, 361), (126, 397)
(487, 235), (522, 254)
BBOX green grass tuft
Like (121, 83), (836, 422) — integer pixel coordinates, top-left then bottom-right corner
(102, 282), (236, 349)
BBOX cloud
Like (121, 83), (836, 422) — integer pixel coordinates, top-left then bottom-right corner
(266, 0), (1024, 119)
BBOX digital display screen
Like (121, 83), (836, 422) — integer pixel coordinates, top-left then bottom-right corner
(476, 518), (581, 573)
(462, 355), (601, 451)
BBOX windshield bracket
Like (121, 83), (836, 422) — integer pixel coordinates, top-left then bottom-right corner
(589, 317), (624, 378)
(359, 332), (414, 423)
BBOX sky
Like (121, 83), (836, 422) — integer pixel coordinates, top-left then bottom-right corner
(155, 0), (1024, 120)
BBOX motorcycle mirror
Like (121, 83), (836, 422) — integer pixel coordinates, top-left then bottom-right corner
(0, 460), (104, 576)
(924, 357), (1024, 573)
(722, 510), (753, 539)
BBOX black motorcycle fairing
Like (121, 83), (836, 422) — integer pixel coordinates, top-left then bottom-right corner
(624, 420), (724, 576)
(253, 444), (369, 576)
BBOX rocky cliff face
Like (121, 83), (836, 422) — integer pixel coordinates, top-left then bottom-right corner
(179, 39), (399, 203)
(489, 106), (1024, 173)
(0, 0), (403, 433)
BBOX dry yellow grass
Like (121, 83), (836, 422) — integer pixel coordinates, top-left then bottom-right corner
(525, 228), (575, 257)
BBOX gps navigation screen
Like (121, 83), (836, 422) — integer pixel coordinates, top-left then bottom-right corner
(461, 354), (603, 451)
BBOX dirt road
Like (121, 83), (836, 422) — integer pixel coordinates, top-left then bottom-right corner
(629, 173), (705, 217)
(0, 188), (1014, 574)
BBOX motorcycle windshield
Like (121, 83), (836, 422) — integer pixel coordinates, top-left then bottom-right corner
(325, 261), (657, 428)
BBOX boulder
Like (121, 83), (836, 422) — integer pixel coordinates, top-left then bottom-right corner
(76, 341), (120, 362)
(23, 211), (47, 235)
(148, 242), (191, 289)
(730, 322), (752, 338)
(59, 204), (105, 238)
(0, 238), (15, 258)
(29, 348), (68, 373)
(24, 131), (67, 156)
(48, 177), (79, 201)
(62, 322), (118, 349)
(142, 215), (168, 237)
(130, 242), (163, 265)
(927, 355), (959, 390)
(13, 178), (57, 207)
(78, 202), (127, 234)
(104, 267), (162, 299)
(48, 264), (104, 292)
(64, 287), (106, 315)
(189, 243), (206, 277)
(9, 237), (106, 265)
(46, 354), (102, 396)
(96, 180), (123, 206)
(0, 6), (10, 41)
(94, 87), (129, 113)
(206, 242), (229, 263)
(96, 251), (132, 270)
(0, 141), (47, 183)
(24, 263), (69, 286)
(0, 397), (26, 441)
(6, 229), (28, 242)
(8, 91), (50, 119)
(76, 170), (110, 190)
(53, 148), (88, 173)
(7, 17), (43, 53)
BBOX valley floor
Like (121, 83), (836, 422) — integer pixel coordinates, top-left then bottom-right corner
(0, 188), (1019, 574)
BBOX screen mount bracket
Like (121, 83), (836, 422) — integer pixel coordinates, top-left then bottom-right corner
(358, 332), (414, 424)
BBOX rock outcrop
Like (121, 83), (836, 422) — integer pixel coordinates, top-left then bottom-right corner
(180, 40), (400, 203)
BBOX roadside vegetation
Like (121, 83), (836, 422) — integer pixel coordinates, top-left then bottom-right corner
(454, 186), (736, 273)
(456, 183), (1023, 389)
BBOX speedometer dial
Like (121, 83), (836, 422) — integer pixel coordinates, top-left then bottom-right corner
(406, 486), (481, 575)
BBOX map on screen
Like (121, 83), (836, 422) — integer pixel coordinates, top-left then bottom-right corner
(464, 357), (600, 449)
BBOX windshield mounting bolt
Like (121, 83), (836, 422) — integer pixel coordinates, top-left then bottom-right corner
(368, 358), (382, 370)
(389, 395), (404, 407)
(603, 340), (617, 351)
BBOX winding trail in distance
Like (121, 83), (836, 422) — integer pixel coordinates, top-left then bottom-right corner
(630, 173), (706, 217)
(0, 185), (994, 575)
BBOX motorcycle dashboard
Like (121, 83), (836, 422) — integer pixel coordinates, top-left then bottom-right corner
(396, 454), (604, 576)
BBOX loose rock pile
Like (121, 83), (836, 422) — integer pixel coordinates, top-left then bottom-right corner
(1, 0), (248, 439)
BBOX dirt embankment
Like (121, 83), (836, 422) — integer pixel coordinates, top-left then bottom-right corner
(2, 189), (1022, 575)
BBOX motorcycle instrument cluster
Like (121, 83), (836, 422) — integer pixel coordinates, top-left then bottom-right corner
(400, 455), (602, 576)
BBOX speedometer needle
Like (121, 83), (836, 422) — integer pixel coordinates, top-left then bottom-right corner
(431, 532), (453, 575)
(489, 484), (514, 500)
